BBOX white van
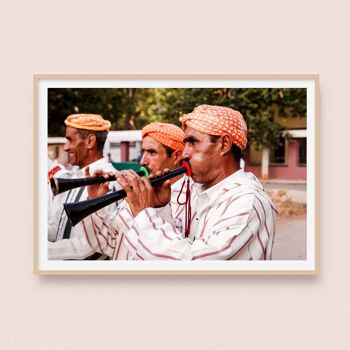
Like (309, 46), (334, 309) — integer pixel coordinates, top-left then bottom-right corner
(48, 130), (143, 164)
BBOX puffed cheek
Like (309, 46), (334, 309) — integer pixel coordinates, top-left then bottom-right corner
(190, 154), (204, 163)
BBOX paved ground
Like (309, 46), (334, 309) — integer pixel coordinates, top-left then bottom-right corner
(262, 182), (307, 191)
(272, 214), (306, 260)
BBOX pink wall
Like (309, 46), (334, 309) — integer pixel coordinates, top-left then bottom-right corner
(120, 141), (130, 162)
(245, 140), (306, 180)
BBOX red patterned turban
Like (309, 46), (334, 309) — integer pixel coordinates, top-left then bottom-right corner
(182, 105), (248, 150)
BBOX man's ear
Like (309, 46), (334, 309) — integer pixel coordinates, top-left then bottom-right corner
(86, 134), (97, 150)
(173, 149), (183, 166)
(220, 134), (233, 156)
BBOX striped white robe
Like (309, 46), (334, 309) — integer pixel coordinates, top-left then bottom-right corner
(47, 157), (118, 260)
(87, 176), (191, 260)
(90, 170), (277, 260)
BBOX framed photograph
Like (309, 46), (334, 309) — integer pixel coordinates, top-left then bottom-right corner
(34, 74), (319, 275)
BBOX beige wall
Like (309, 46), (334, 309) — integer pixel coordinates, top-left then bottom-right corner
(1, 1), (349, 349)
(48, 144), (66, 165)
(275, 114), (307, 129)
(273, 104), (307, 129)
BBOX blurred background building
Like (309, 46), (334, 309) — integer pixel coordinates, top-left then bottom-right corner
(245, 111), (306, 180)
(48, 130), (142, 166)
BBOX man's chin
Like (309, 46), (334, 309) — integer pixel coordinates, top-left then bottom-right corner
(191, 174), (203, 184)
(69, 160), (77, 166)
(68, 155), (74, 163)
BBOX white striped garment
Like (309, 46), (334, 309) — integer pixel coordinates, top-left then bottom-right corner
(87, 176), (191, 260)
(47, 157), (118, 260)
(122, 170), (277, 260)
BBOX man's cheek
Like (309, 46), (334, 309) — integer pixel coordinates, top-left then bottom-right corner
(149, 160), (155, 171)
(191, 153), (203, 164)
(148, 161), (158, 175)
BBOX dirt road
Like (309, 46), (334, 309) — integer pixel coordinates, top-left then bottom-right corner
(272, 214), (306, 260)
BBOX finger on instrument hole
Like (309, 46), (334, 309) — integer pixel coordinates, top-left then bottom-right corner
(117, 170), (131, 180)
(137, 177), (147, 192)
(125, 171), (142, 193)
(142, 177), (153, 191)
(116, 175), (128, 188)
(128, 169), (141, 178)
(154, 170), (162, 177)
(106, 171), (114, 179)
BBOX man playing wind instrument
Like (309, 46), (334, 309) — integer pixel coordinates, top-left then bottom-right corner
(48, 114), (117, 260)
(114, 105), (277, 260)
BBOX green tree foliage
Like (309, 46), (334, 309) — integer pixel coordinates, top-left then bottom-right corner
(48, 87), (306, 150)
(150, 88), (306, 150)
(48, 88), (155, 136)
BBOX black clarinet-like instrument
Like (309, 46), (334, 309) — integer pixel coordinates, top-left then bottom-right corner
(64, 161), (191, 226)
(50, 167), (149, 196)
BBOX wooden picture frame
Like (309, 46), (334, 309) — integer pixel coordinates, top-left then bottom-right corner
(34, 74), (319, 275)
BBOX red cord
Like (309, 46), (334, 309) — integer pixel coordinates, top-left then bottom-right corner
(176, 176), (192, 238)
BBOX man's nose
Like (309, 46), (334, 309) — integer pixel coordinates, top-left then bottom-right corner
(140, 153), (148, 166)
(182, 145), (192, 160)
(63, 142), (70, 152)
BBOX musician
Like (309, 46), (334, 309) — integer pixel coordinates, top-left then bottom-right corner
(116, 105), (277, 260)
(85, 122), (190, 259)
(48, 114), (117, 260)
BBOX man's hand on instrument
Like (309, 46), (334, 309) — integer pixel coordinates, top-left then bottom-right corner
(85, 167), (113, 199)
(149, 169), (172, 208)
(116, 170), (171, 217)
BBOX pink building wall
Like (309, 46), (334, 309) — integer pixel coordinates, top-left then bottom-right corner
(245, 139), (306, 180)
(120, 141), (130, 162)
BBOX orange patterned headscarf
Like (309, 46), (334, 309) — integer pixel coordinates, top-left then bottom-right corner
(64, 114), (111, 131)
(182, 105), (248, 150)
(142, 123), (184, 151)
